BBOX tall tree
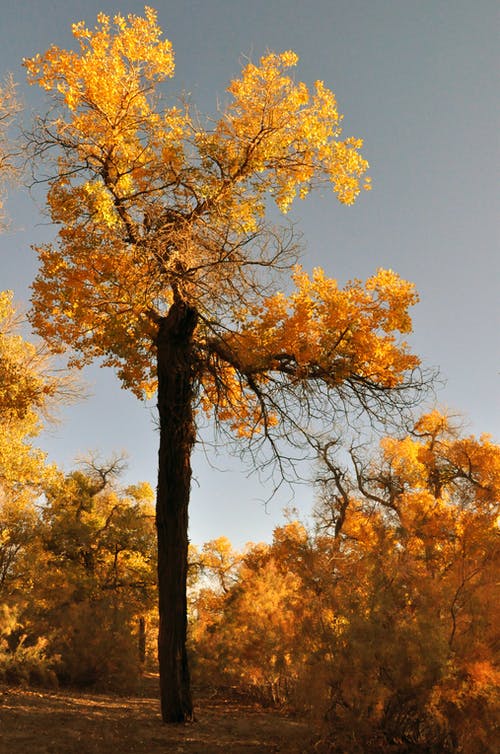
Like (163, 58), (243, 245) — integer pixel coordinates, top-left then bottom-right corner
(25, 9), (425, 721)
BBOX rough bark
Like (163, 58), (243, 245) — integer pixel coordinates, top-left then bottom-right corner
(155, 300), (198, 723)
(138, 616), (146, 665)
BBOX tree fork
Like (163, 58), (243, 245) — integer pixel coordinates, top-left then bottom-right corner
(155, 300), (198, 723)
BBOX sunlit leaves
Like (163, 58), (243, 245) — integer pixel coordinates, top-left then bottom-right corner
(25, 7), (175, 120)
(0, 291), (60, 424)
(213, 50), (369, 209)
(25, 8), (382, 418)
(238, 266), (419, 384)
(0, 291), (68, 509)
(200, 266), (420, 436)
(0, 292), (69, 598)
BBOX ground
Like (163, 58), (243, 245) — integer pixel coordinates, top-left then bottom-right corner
(0, 676), (312, 754)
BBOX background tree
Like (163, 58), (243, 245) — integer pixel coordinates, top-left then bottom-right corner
(191, 524), (310, 706)
(191, 413), (499, 752)
(25, 9), (425, 721)
(0, 290), (75, 686)
(0, 290), (64, 599)
(308, 411), (499, 752)
(1, 436), (157, 690)
(0, 74), (20, 229)
(33, 459), (157, 690)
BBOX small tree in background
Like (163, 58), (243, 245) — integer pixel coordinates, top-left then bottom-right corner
(309, 411), (500, 752)
(0, 289), (68, 599)
(0, 291), (74, 686)
(0, 74), (21, 229)
(35, 460), (157, 690)
(25, 8), (426, 721)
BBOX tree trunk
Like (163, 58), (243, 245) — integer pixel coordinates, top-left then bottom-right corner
(155, 301), (198, 723)
(138, 616), (146, 665)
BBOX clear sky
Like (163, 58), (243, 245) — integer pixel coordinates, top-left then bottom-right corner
(0, 0), (498, 547)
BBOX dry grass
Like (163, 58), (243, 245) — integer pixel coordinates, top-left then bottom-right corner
(0, 676), (311, 754)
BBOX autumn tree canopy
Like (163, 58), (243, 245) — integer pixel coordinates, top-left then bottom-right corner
(24, 8), (426, 722)
(24, 8), (418, 416)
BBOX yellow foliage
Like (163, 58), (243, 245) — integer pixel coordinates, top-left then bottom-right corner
(24, 8), (384, 417)
(199, 265), (420, 434)
(0, 291), (65, 501)
(190, 415), (499, 744)
(233, 265), (419, 387)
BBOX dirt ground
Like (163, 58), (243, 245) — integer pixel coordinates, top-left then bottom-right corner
(0, 677), (313, 754)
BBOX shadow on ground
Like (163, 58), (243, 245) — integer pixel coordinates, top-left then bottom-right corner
(0, 676), (311, 754)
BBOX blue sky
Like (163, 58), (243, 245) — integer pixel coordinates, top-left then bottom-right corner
(0, 1), (498, 546)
